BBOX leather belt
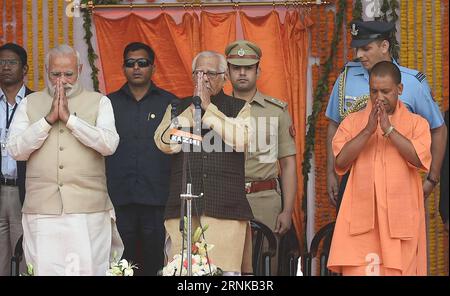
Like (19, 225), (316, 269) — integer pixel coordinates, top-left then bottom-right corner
(0, 176), (18, 186)
(245, 179), (277, 194)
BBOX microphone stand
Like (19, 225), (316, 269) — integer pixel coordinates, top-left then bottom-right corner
(180, 184), (203, 276)
(179, 95), (203, 276)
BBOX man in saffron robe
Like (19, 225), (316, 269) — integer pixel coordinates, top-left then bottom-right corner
(327, 61), (431, 276)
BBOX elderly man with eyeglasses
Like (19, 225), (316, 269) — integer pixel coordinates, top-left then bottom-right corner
(6, 44), (124, 276)
(105, 42), (178, 276)
(155, 51), (254, 276)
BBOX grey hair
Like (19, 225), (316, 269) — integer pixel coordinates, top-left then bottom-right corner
(191, 51), (228, 73)
(44, 44), (81, 68)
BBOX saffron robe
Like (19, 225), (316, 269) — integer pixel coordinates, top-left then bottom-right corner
(327, 99), (431, 275)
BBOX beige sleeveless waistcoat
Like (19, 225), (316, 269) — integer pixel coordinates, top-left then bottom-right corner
(22, 87), (113, 215)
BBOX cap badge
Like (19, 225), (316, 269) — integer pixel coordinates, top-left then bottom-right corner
(237, 48), (246, 57)
(351, 23), (358, 36)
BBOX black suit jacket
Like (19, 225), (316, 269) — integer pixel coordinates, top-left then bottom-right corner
(1, 87), (33, 204)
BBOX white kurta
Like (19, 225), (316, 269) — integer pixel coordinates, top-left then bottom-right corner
(6, 95), (123, 276)
(22, 210), (123, 276)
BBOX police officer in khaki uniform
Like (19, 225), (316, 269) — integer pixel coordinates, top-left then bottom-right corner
(225, 40), (297, 236)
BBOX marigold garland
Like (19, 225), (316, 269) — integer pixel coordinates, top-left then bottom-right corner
(48, 0), (55, 48)
(5, 0), (13, 42)
(68, 2), (74, 47)
(15, 0), (23, 45)
(425, 1), (433, 90)
(58, 0), (64, 45)
(26, 0), (34, 90)
(407, 0), (415, 68)
(425, 0), (438, 276)
(443, 1), (449, 111)
(310, 6), (318, 57)
(399, 1), (407, 65)
(435, 2), (442, 108)
(319, 6), (327, 62)
(0, 0), (4, 42)
(416, 0), (423, 71)
(314, 8), (332, 235)
(388, 0), (400, 61)
(336, 6), (345, 71)
(308, 1), (347, 246)
(37, 0), (44, 90)
(326, 11), (334, 64)
(345, 0), (353, 61)
(433, 1), (446, 276)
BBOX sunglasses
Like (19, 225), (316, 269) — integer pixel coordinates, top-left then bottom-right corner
(124, 58), (152, 68)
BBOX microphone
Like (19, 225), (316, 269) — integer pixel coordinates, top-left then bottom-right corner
(192, 96), (202, 137)
(170, 98), (179, 126)
(167, 95), (202, 147)
(192, 96), (201, 108)
(192, 71), (203, 137)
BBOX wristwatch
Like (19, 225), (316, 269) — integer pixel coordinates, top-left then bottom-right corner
(427, 175), (439, 186)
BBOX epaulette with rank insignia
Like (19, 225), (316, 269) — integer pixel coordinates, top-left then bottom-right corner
(264, 96), (287, 110)
(339, 61), (360, 73)
(415, 71), (426, 82)
(398, 65), (426, 81)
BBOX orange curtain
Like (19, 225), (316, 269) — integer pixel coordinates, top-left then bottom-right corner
(94, 13), (199, 97)
(239, 11), (312, 250)
(94, 10), (311, 251)
(200, 11), (237, 52)
(94, 12), (238, 97)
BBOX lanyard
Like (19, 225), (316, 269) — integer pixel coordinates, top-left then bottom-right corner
(5, 99), (18, 130)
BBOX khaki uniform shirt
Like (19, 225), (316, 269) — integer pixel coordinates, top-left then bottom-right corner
(245, 91), (296, 182)
(244, 91), (297, 230)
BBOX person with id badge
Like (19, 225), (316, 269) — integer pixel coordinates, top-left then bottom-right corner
(0, 43), (33, 276)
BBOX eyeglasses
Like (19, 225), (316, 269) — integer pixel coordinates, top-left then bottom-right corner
(0, 59), (20, 67)
(49, 71), (75, 79)
(124, 58), (152, 68)
(192, 70), (225, 79)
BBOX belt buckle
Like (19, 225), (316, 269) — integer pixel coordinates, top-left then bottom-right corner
(2, 177), (17, 186)
(245, 182), (252, 194)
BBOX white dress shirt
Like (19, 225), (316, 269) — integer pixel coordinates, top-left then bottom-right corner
(6, 95), (119, 161)
(0, 85), (26, 179)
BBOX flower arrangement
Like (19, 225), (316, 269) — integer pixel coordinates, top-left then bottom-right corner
(161, 223), (222, 276)
(20, 257), (137, 276)
(106, 253), (138, 276)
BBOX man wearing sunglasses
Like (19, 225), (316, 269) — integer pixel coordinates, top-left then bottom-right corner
(0, 43), (33, 276)
(155, 51), (254, 276)
(106, 42), (178, 276)
(7, 44), (123, 275)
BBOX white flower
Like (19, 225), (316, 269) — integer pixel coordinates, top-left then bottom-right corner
(112, 266), (123, 276)
(106, 257), (138, 276)
(119, 259), (130, 269)
(123, 267), (134, 276)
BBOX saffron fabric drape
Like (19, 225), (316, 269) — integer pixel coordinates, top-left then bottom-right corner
(94, 10), (311, 250)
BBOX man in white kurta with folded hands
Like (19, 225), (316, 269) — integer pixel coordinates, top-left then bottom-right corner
(7, 44), (123, 276)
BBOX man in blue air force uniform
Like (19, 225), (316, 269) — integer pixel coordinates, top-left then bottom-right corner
(326, 20), (447, 209)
